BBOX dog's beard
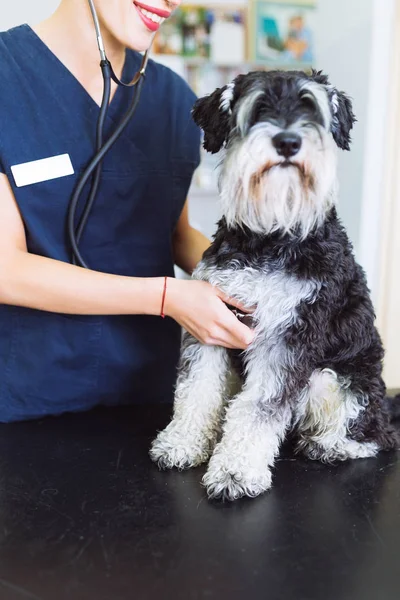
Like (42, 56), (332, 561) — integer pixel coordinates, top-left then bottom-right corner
(219, 122), (338, 238)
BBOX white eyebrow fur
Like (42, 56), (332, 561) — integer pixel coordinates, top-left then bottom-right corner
(236, 89), (265, 135)
(300, 80), (333, 128)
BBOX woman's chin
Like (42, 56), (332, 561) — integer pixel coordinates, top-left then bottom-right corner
(125, 30), (154, 53)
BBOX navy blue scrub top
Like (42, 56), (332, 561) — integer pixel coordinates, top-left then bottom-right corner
(0, 25), (201, 422)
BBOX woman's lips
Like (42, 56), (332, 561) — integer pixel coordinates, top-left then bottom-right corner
(135, 1), (171, 18)
(133, 1), (170, 32)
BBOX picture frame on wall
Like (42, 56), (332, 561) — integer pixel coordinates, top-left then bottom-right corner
(249, 1), (317, 67)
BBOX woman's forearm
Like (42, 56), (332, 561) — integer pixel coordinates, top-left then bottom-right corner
(0, 247), (255, 350)
(0, 250), (165, 316)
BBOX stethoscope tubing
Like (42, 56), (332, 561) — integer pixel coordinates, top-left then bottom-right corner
(68, 0), (152, 268)
(72, 60), (111, 264)
(68, 72), (145, 268)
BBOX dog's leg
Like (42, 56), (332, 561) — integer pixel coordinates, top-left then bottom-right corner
(202, 358), (293, 500)
(150, 333), (230, 469)
(344, 371), (399, 451)
(294, 369), (384, 462)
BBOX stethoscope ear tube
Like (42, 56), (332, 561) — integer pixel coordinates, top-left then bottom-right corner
(87, 0), (150, 86)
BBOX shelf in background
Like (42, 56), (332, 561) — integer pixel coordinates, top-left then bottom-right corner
(154, 53), (313, 71)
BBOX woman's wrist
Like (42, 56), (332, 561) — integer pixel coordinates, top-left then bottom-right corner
(160, 277), (180, 319)
(160, 276), (168, 318)
(136, 276), (180, 318)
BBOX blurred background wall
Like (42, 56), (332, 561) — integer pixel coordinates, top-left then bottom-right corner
(1, 0), (57, 29)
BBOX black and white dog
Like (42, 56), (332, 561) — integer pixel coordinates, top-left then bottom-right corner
(150, 69), (399, 500)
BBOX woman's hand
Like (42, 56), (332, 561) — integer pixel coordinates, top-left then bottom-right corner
(164, 279), (255, 350)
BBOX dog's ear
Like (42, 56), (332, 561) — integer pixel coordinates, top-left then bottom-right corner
(328, 88), (356, 151)
(192, 83), (235, 154)
(310, 70), (357, 151)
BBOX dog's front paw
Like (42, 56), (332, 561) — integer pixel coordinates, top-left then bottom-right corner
(202, 451), (272, 501)
(150, 421), (213, 470)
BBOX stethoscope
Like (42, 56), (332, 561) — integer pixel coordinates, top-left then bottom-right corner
(67, 0), (154, 269)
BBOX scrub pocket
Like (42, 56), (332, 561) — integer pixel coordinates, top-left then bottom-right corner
(4, 308), (102, 412)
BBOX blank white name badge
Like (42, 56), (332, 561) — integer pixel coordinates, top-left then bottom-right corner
(11, 154), (74, 188)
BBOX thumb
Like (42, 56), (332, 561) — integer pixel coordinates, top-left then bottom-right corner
(216, 290), (255, 314)
(227, 312), (256, 346)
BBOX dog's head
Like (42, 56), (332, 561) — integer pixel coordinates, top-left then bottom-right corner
(192, 70), (356, 238)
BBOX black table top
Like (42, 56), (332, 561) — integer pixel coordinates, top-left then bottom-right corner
(0, 405), (398, 600)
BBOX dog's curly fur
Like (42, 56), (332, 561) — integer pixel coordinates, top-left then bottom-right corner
(150, 69), (399, 500)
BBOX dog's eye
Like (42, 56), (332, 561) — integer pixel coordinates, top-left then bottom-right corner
(300, 93), (317, 111)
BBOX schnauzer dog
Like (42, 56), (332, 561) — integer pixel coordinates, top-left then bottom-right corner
(150, 69), (399, 500)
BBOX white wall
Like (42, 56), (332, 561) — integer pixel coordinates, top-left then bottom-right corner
(314, 0), (374, 256)
(0, 0), (59, 31)
(358, 0), (396, 302)
(316, 0), (396, 303)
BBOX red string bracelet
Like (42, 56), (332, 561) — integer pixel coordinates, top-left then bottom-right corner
(160, 276), (168, 318)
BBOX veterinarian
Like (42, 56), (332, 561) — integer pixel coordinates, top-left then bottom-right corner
(0, 0), (254, 423)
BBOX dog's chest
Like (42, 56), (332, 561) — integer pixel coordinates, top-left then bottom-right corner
(195, 260), (320, 336)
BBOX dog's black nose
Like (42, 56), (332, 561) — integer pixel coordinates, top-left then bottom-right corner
(272, 132), (302, 158)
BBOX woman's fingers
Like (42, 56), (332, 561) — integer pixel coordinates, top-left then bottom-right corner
(164, 279), (256, 350)
(222, 310), (255, 349)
